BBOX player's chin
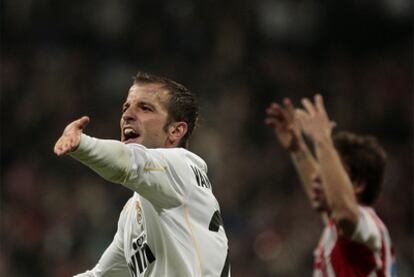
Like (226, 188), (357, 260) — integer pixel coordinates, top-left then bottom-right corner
(122, 137), (142, 144)
(311, 201), (326, 212)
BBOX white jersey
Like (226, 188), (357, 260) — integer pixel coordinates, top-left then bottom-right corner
(72, 135), (230, 277)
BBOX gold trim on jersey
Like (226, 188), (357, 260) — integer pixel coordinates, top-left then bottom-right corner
(143, 166), (168, 172)
(135, 200), (143, 224)
(183, 205), (204, 276)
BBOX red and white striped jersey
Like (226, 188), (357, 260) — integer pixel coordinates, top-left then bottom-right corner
(313, 206), (396, 277)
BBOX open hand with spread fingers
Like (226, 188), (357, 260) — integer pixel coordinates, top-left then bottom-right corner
(295, 94), (336, 143)
(54, 116), (90, 156)
(265, 98), (304, 152)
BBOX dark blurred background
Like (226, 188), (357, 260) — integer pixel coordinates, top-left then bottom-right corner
(1, 0), (413, 276)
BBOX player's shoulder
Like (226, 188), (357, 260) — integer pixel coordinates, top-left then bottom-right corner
(352, 205), (384, 247)
(357, 205), (384, 237)
(158, 147), (208, 172)
(359, 206), (379, 222)
(359, 206), (389, 231)
(127, 144), (208, 172)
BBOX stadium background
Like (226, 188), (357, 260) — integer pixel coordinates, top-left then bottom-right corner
(1, 0), (413, 276)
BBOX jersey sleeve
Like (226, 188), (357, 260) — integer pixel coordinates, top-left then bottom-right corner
(122, 144), (190, 208)
(70, 134), (132, 184)
(351, 207), (382, 251)
(70, 134), (190, 208)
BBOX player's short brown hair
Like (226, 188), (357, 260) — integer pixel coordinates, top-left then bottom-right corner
(133, 72), (199, 148)
(333, 131), (387, 205)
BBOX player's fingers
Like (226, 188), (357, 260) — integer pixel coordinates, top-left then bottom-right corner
(314, 94), (327, 116)
(265, 106), (276, 116)
(295, 109), (310, 130)
(264, 117), (276, 127)
(76, 116), (90, 130)
(279, 106), (291, 124)
(264, 117), (281, 129)
(266, 103), (281, 114)
(63, 116), (89, 134)
(266, 105), (285, 122)
(54, 136), (74, 156)
(270, 102), (279, 109)
(54, 137), (64, 155)
(283, 98), (296, 120)
(295, 109), (308, 120)
(268, 102), (291, 120)
(54, 144), (61, 155)
(54, 144), (67, 156)
(301, 98), (315, 116)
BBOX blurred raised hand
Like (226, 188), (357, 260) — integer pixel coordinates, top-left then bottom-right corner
(265, 98), (304, 152)
(296, 94), (336, 143)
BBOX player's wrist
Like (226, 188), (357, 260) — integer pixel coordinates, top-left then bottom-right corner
(313, 132), (333, 148)
(287, 137), (306, 153)
(290, 150), (306, 161)
(70, 133), (91, 155)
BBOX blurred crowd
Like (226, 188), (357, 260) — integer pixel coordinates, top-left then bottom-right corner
(1, 0), (413, 276)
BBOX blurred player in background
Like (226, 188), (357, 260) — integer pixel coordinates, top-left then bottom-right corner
(54, 72), (230, 277)
(265, 95), (396, 276)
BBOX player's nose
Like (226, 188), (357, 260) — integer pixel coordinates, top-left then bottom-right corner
(311, 171), (322, 185)
(122, 108), (137, 122)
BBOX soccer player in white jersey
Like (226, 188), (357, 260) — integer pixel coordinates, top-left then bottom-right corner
(54, 72), (230, 277)
(265, 95), (396, 276)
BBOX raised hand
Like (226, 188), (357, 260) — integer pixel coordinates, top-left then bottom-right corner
(54, 116), (90, 156)
(296, 94), (335, 143)
(265, 98), (303, 152)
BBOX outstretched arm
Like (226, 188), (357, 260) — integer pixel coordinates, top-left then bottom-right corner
(54, 116), (132, 184)
(54, 117), (182, 208)
(265, 98), (322, 213)
(296, 95), (359, 237)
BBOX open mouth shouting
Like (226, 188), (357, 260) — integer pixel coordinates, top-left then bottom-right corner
(122, 127), (141, 144)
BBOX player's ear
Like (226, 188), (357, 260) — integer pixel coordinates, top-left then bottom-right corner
(354, 180), (367, 198)
(168, 122), (188, 146)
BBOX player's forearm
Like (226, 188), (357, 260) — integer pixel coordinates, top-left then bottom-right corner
(290, 143), (319, 201)
(289, 143), (328, 222)
(70, 134), (132, 184)
(314, 136), (359, 232)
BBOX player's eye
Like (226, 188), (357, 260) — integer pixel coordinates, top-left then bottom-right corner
(140, 105), (153, 112)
